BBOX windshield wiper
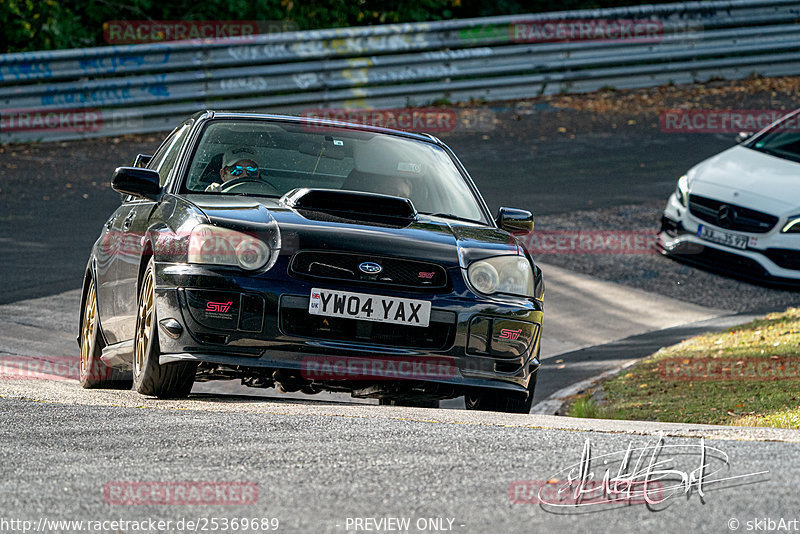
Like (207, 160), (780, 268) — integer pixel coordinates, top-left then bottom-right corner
(421, 212), (481, 224)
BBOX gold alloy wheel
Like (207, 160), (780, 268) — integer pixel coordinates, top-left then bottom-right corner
(134, 270), (154, 376)
(80, 282), (97, 377)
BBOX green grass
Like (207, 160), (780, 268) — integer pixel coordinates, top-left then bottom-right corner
(568, 397), (608, 419)
(565, 308), (800, 429)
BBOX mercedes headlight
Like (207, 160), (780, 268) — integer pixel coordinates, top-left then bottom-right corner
(467, 256), (535, 297)
(675, 174), (689, 207)
(188, 224), (279, 271)
(781, 215), (800, 233)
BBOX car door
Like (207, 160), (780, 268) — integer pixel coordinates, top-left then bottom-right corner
(93, 201), (134, 345)
(110, 123), (192, 343)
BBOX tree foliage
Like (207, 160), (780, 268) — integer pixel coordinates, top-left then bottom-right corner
(1, 0), (668, 53)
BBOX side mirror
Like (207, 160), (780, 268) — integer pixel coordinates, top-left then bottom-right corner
(736, 131), (753, 144)
(497, 207), (533, 235)
(133, 153), (153, 168)
(111, 167), (163, 201)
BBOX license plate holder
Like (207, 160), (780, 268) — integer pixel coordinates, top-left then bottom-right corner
(697, 224), (749, 250)
(308, 288), (431, 328)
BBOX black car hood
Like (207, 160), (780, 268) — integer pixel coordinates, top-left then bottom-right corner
(184, 194), (519, 267)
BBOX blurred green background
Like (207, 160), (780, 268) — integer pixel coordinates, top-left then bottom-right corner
(1, 0), (682, 53)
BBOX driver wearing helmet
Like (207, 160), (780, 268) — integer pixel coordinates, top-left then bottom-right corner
(205, 147), (260, 192)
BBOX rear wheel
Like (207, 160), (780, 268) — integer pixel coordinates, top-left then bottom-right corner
(464, 371), (537, 414)
(132, 260), (196, 398)
(79, 278), (132, 389)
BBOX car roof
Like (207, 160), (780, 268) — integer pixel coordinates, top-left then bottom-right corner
(198, 110), (442, 144)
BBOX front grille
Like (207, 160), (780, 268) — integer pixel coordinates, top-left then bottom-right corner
(280, 307), (456, 350)
(763, 248), (800, 270)
(290, 251), (448, 289)
(688, 194), (778, 233)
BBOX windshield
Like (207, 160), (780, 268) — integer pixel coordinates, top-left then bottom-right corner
(182, 119), (487, 223)
(746, 112), (800, 163)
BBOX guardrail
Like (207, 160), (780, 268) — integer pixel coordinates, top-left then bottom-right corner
(1, 0), (799, 143)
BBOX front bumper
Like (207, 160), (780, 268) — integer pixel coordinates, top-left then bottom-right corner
(658, 193), (800, 286)
(151, 260), (543, 395)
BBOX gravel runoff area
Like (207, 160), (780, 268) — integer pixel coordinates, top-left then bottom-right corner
(534, 202), (800, 313)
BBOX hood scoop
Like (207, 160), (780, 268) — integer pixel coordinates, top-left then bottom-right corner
(281, 188), (417, 227)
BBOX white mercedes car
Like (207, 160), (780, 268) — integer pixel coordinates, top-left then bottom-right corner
(659, 109), (800, 284)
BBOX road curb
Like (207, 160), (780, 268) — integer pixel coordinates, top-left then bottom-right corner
(531, 359), (638, 415)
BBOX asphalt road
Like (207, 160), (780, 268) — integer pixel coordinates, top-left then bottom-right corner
(0, 137), (156, 304)
(0, 389), (797, 533)
(0, 284), (786, 532)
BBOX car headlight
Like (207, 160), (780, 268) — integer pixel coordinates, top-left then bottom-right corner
(467, 256), (535, 297)
(188, 224), (279, 271)
(675, 175), (689, 207)
(781, 215), (800, 233)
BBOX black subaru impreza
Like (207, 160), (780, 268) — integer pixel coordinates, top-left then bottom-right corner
(78, 111), (544, 412)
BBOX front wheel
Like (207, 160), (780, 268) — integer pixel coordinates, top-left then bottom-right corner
(464, 371), (537, 414)
(132, 260), (196, 398)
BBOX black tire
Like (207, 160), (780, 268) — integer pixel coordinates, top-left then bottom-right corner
(132, 260), (196, 398)
(79, 277), (133, 389)
(464, 370), (538, 414)
(379, 398), (440, 408)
